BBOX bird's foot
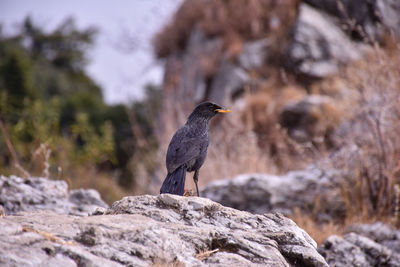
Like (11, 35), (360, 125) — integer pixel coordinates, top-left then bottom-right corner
(184, 189), (196, 197)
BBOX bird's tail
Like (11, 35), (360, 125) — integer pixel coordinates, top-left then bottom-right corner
(160, 166), (186, 195)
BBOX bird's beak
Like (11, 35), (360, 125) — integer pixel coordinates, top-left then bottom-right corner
(215, 108), (231, 113)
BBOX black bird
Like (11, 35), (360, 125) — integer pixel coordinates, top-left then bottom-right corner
(160, 102), (230, 196)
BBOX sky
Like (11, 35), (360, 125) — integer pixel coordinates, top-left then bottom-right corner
(0, 0), (182, 104)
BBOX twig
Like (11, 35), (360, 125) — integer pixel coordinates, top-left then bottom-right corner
(0, 119), (30, 178)
(22, 226), (76, 246)
(394, 184), (400, 227)
(0, 119), (18, 164)
(196, 248), (219, 260)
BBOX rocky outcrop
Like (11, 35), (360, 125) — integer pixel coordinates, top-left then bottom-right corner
(0, 175), (108, 216)
(2, 176), (398, 266)
(318, 222), (400, 266)
(285, 3), (367, 78)
(0, 194), (328, 267)
(304, 0), (400, 41)
(156, 1), (400, 150)
(202, 166), (345, 223)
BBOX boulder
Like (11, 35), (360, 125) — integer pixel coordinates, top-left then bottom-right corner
(209, 60), (249, 104)
(304, 0), (400, 40)
(286, 3), (366, 78)
(0, 175), (108, 216)
(181, 28), (223, 103)
(318, 223), (400, 267)
(201, 166), (345, 223)
(344, 222), (400, 255)
(279, 95), (340, 145)
(377, 0), (400, 38)
(0, 194), (328, 267)
(238, 38), (271, 70)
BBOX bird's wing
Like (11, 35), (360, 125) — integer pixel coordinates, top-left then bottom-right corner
(166, 126), (208, 173)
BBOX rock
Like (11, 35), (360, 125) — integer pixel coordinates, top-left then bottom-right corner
(209, 60), (249, 104)
(69, 189), (109, 215)
(377, 0), (400, 38)
(286, 3), (367, 78)
(304, 0), (379, 39)
(162, 27), (250, 110)
(238, 38), (271, 70)
(319, 229), (400, 267)
(162, 29), (223, 106)
(0, 194), (328, 267)
(344, 222), (400, 254)
(181, 28), (223, 103)
(159, 28), (224, 131)
(304, 0), (400, 40)
(0, 175), (108, 216)
(201, 166), (345, 223)
(279, 95), (340, 145)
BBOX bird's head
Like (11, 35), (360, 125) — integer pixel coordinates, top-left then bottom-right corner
(188, 102), (231, 122)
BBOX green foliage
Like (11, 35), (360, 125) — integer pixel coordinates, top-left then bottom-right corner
(71, 112), (115, 165)
(0, 17), (162, 200)
(0, 45), (35, 115)
(11, 99), (60, 155)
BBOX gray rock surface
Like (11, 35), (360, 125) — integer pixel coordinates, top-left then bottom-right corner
(238, 38), (271, 70)
(305, 0), (400, 40)
(202, 166), (345, 223)
(0, 175), (108, 216)
(182, 28), (223, 104)
(0, 194), (328, 267)
(209, 60), (249, 104)
(319, 223), (400, 267)
(286, 3), (367, 78)
(279, 95), (339, 144)
(377, 0), (400, 38)
(344, 222), (400, 255)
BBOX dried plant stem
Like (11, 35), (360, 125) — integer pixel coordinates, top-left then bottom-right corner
(196, 248), (219, 260)
(394, 184), (400, 227)
(0, 119), (30, 178)
(33, 144), (52, 178)
(22, 226), (76, 246)
(0, 119), (18, 164)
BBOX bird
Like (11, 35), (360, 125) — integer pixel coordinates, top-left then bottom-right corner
(160, 102), (230, 197)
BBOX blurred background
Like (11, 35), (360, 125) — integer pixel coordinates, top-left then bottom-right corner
(1, 0), (399, 242)
(0, 0), (182, 202)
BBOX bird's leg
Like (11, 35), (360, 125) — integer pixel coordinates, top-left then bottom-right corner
(193, 170), (200, 197)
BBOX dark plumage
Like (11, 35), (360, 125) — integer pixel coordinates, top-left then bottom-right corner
(160, 102), (230, 196)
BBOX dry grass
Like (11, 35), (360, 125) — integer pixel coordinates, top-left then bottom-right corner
(199, 111), (274, 186)
(22, 226), (76, 246)
(154, 2), (400, 241)
(394, 184), (400, 227)
(196, 248), (219, 260)
(292, 44), (400, 238)
(329, 44), (400, 220)
(290, 208), (343, 245)
(290, 207), (390, 245)
(242, 85), (310, 171)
